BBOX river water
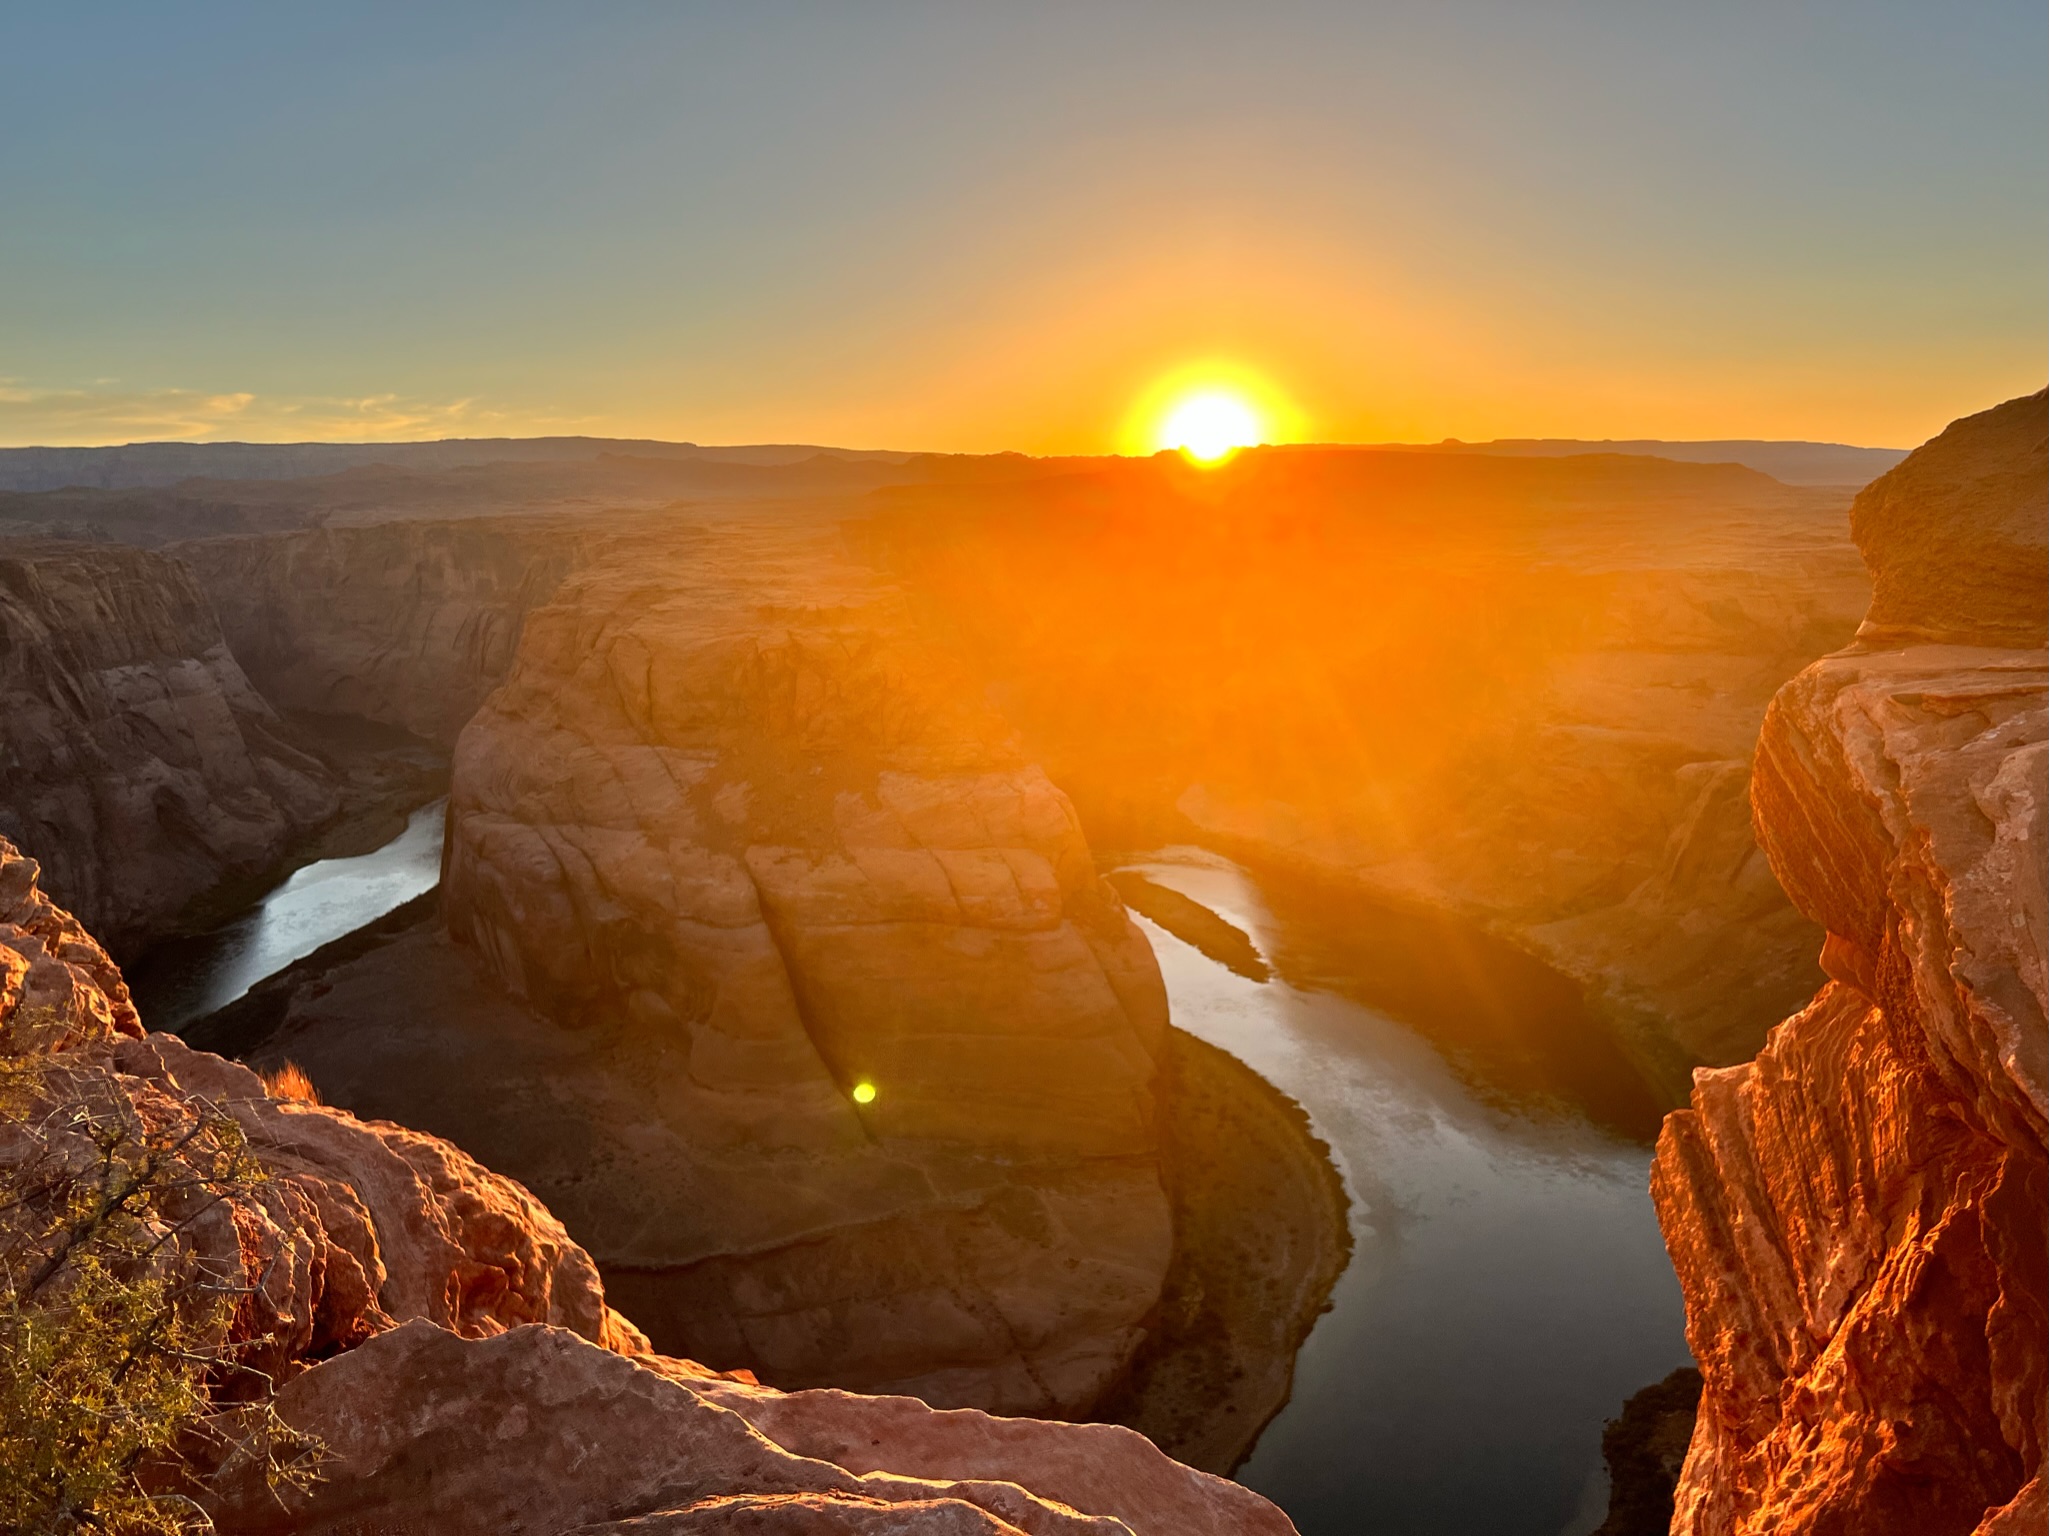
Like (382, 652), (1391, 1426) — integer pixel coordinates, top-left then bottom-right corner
(1115, 848), (1693, 1536)
(129, 798), (447, 1033)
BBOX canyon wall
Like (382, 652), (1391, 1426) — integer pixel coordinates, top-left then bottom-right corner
(1652, 388), (2048, 1534)
(431, 519), (1177, 1418)
(175, 516), (618, 745)
(861, 452), (1871, 1093)
(0, 839), (1284, 1534)
(0, 540), (339, 952)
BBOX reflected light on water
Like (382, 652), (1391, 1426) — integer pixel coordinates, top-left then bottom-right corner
(1120, 848), (1691, 1536)
(131, 798), (447, 1034)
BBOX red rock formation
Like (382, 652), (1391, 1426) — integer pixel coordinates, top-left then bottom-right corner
(0, 836), (640, 1371)
(1850, 388), (2047, 648)
(176, 516), (614, 745)
(204, 1321), (1288, 1535)
(0, 541), (339, 949)
(1652, 389), (2048, 1534)
(438, 519), (1174, 1415)
(0, 835), (1288, 1534)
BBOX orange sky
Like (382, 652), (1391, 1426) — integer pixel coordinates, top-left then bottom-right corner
(3, 8), (2042, 451)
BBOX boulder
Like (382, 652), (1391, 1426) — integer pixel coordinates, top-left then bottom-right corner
(1851, 388), (2047, 648)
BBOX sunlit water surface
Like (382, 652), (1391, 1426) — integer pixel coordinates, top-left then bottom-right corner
(131, 798), (446, 1033)
(1119, 849), (1692, 1536)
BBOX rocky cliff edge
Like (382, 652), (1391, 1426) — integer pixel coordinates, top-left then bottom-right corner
(1651, 388), (2047, 1534)
(0, 834), (1289, 1534)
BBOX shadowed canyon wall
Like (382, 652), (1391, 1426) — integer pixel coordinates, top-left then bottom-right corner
(0, 541), (339, 951)
(175, 517), (616, 745)
(1652, 388), (2048, 1535)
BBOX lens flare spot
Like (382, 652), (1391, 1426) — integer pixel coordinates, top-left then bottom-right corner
(851, 1081), (878, 1105)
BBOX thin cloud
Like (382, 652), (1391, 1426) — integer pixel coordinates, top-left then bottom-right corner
(0, 385), (594, 446)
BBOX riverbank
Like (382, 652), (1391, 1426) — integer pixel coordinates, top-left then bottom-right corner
(1112, 848), (1693, 1535)
(1102, 1028), (1352, 1472)
(171, 857), (1351, 1474)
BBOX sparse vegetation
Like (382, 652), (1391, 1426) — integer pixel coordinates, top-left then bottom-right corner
(258, 1061), (321, 1106)
(0, 1033), (323, 1533)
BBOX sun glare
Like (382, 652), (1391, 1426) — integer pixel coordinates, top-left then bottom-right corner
(1124, 364), (1301, 464)
(1157, 390), (1263, 463)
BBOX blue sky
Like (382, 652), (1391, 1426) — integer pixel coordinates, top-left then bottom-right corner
(2, 3), (2042, 449)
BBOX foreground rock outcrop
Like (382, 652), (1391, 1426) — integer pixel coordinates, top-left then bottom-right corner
(0, 834), (1291, 1533)
(1651, 388), (2048, 1533)
(434, 519), (1177, 1418)
(0, 540), (340, 951)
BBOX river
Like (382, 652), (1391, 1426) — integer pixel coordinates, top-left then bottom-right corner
(128, 798), (448, 1033)
(129, 804), (1689, 1531)
(1113, 847), (1694, 1536)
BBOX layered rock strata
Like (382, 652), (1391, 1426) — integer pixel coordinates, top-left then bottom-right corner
(0, 836), (1290, 1534)
(175, 516), (624, 746)
(0, 540), (339, 951)
(436, 521), (1176, 1417)
(1651, 388), (2048, 1533)
(860, 454), (1872, 1096)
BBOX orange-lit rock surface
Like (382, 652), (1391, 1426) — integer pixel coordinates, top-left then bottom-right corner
(858, 450), (1873, 1094)
(0, 836), (1289, 1535)
(0, 836), (640, 1374)
(1651, 388), (2048, 1534)
(436, 517), (1174, 1415)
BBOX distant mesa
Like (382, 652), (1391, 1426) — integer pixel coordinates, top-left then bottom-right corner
(1422, 436), (1909, 486)
(0, 430), (1909, 495)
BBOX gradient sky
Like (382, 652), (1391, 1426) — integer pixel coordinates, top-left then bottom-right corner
(2, 3), (2043, 451)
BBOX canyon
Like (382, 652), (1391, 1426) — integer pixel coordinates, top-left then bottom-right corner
(858, 449), (1873, 1094)
(0, 540), (341, 952)
(0, 835), (1284, 1534)
(0, 406), (2037, 1532)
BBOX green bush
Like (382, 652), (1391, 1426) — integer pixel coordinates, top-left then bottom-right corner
(0, 1046), (323, 1533)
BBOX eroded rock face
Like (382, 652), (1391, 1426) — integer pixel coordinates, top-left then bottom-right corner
(0, 542), (339, 951)
(0, 834), (1286, 1535)
(1851, 388), (2047, 648)
(0, 836), (642, 1381)
(176, 517), (614, 745)
(439, 522), (1173, 1416)
(1651, 391), (2048, 1534)
(205, 1321), (1291, 1536)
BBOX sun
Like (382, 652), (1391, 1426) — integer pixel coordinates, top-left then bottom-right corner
(1157, 390), (1263, 463)
(1123, 363), (1302, 465)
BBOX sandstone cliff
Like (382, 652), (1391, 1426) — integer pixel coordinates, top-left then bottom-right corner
(861, 451), (1871, 1095)
(0, 540), (340, 953)
(1651, 388), (2048, 1533)
(176, 516), (617, 745)
(426, 519), (1176, 1418)
(0, 834), (1290, 1534)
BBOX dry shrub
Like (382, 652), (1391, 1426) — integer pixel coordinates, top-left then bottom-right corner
(258, 1062), (320, 1106)
(0, 1036), (324, 1532)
